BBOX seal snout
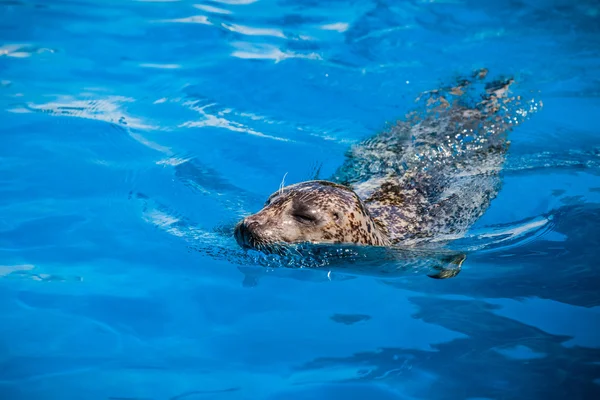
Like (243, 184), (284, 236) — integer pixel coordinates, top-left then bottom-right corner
(234, 215), (264, 249)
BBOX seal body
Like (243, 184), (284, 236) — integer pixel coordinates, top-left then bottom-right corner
(332, 77), (518, 245)
(234, 71), (536, 251)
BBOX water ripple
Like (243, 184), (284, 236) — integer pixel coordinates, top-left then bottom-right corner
(1, 0), (600, 398)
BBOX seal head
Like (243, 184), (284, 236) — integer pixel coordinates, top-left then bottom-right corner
(234, 180), (389, 252)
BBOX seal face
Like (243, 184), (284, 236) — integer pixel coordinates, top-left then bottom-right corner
(234, 180), (389, 251)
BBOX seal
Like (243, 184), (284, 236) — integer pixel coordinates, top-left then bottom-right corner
(234, 70), (538, 255)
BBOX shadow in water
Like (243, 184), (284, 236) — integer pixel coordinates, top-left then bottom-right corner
(388, 202), (600, 308)
(294, 295), (600, 400)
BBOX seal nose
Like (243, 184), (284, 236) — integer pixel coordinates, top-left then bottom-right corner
(234, 216), (263, 248)
(243, 214), (267, 231)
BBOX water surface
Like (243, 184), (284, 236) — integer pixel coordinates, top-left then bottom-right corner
(1, 0), (600, 399)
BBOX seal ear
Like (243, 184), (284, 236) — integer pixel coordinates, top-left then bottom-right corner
(427, 253), (466, 279)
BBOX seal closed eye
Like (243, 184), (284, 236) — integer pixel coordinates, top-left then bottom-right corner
(291, 200), (318, 224)
(234, 70), (540, 254)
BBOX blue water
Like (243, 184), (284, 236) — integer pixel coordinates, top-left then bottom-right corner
(1, 0), (600, 399)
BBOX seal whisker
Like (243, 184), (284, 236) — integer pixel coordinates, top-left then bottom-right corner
(279, 172), (288, 195)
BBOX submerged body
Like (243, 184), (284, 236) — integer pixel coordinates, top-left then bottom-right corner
(332, 76), (517, 245)
(234, 70), (537, 252)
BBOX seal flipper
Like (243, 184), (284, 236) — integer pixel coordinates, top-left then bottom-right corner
(242, 274), (260, 288)
(237, 266), (265, 288)
(427, 253), (466, 279)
